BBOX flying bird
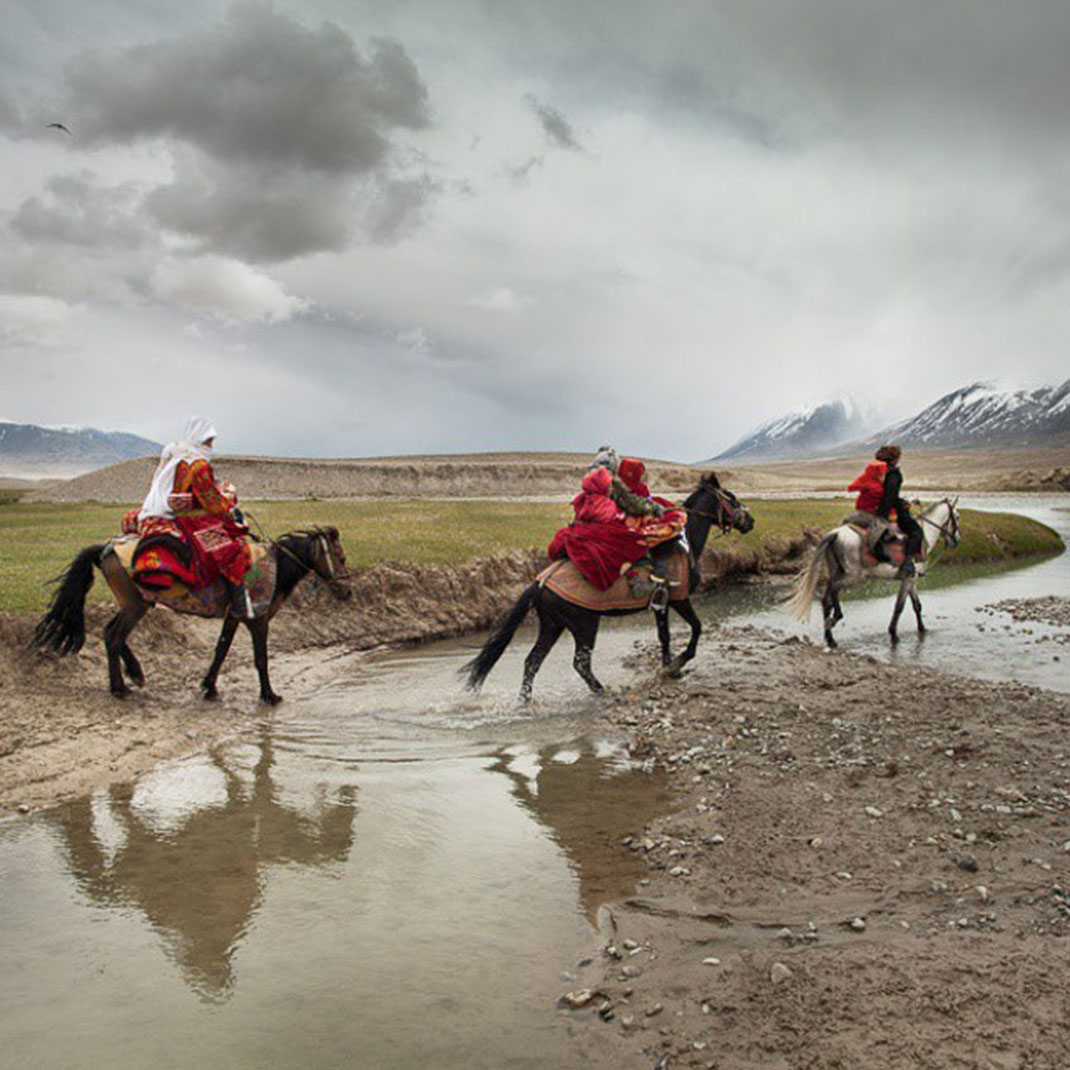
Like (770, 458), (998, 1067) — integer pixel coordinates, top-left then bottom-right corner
(45, 122), (72, 135)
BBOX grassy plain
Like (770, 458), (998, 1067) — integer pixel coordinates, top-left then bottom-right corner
(0, 497), (1062, 614)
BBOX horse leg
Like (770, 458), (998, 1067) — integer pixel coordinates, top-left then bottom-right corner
(655, 608), (672, 666)
(909, 578), (925, 635)
(520, 604), (564, 702)
(120, 643), (146, 688)
(104, 605), (147, 698)
(201, 616), (241, 700)
(247, 616), (282, 705)
(821, 581), (840, 649)
(568, 611), (604, 695)
(665, 599), (702, 675)
(888, 579), (909, 644)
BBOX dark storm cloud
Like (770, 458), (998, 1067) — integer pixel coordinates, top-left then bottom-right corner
(524, 95), (582, 151)
(15, 3), (438, 262)
(64, 4), (429, 171)
(11, 172), (151, 250)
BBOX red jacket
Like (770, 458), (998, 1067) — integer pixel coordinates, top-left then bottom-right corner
(848, 461), (887, 513)
(571, 467), (621, 524)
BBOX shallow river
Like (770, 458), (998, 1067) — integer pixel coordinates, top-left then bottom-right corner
(2, 494), (1067, 1069)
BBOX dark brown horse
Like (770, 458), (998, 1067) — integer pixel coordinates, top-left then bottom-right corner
(463, 473), (754, 700)
(30, 527), (351, 704)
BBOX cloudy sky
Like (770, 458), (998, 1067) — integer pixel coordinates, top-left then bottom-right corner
(2, 0), (1069, 460)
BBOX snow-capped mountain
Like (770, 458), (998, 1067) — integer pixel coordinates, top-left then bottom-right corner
(712, 398), (870, 462)
(861, 381), (1070, 450)
(0, 421), (161, 479)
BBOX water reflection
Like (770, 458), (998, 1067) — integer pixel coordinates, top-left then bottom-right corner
(46, 728), (357, 1000)
(490, 740), (674, 924)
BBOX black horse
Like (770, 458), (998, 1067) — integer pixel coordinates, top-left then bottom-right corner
(30, 527), (352, 704)
(463, 473), (754, 700)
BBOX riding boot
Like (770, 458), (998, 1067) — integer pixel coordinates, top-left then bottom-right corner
(649, 559), (670, 611)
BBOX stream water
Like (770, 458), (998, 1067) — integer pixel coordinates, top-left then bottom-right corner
(1, 494), (1066, 1069)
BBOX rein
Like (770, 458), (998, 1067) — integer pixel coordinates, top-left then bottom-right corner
(244, 510), (341, 579)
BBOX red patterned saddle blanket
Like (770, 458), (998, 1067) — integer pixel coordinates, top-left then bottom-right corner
(108, 536), (277, 618)
(538, 550), (690, 611)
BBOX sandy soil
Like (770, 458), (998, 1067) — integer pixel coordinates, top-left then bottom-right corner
(553, 626), (1070, 1069)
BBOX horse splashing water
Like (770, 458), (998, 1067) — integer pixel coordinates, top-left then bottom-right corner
(463, 473), (754, 700)
(30, 527), (352, 704)
(788, 498), (961, 648)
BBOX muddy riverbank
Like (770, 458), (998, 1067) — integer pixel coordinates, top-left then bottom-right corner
(562, 625), (1070, 1069)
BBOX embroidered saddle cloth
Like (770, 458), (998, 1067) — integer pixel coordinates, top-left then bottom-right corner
(537, 549), (690, 611)
(845, 520), (926, 569)
(109, 536), (277, 618)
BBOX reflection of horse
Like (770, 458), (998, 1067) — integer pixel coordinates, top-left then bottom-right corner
(46, 729), (357, 999)
(31, 527), (351, 704)
(464, 473), (754, 699)
(789, 498), (961, 648)
(491, 742), (674, 923)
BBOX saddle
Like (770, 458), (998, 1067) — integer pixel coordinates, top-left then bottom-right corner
(538, 550), (690, 611)
(845, 517), (925, 569)
(109, 535), (278, 618)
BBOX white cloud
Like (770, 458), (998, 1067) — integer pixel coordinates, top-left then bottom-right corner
(467, 286), (534, 311)
(0, 293), (83, 345)
(151, 256), (310, 325)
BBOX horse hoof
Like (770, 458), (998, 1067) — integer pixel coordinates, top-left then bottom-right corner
(111, 686), (131, 700)
(202, 688), (218, 702)
(129, 672), (146, 688)
(260, 692), (283, 707)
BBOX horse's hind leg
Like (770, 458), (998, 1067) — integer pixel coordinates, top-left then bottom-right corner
(568, 612), (604, 695)
(655, 608), (672, 666)
(888, 580), (909, 644)
(909, 579), (925, 635)
(520, 606), (564, 702)
(821, 583), (840, 648)
(104, 605), (148, 698)
(201, 616), (240, 700)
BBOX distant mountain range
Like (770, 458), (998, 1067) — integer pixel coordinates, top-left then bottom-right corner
(712, 380), (1070, 462)
(714, 398), (869, 462)
(0, 421), (161, 479)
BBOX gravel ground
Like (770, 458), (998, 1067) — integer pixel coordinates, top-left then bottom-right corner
(556, 625), (1070, 1069)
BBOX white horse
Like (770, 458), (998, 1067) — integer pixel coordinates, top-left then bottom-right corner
(789, 497), (961, 648)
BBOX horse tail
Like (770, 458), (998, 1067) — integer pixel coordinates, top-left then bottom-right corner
(462, 582), (538, 691)
(29, 544), (106, 656)
(788, 533), (836, 622)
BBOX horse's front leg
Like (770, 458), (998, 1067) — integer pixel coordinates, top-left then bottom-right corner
(665, 599), (701, 676)
(888, 579), (909, 644)
(202, 615), (240, 700)
(909, 579), (925, 635)
(822, 582), (840, 649)
(655, 608), (672, 666)
(247, 617), (282, 705)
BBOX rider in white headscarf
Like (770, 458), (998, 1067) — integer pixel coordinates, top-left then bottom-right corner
(139, 416), (218, 522)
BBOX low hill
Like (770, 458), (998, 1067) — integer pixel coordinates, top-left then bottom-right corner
(26, 452), (703, 503)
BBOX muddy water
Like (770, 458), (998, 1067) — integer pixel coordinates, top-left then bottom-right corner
(712, 493), (1070, 692)
(2, 494), (1066, 1069)
(0, 626), (673, 1070)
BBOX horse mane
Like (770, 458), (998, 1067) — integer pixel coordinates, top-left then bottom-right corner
(683, 471), (721, 509)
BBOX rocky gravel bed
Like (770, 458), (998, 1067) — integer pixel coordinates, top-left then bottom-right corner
(556, 625), (1070, 1068)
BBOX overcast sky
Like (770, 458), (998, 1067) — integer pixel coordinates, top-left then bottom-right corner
(2, 0), (1069, 460)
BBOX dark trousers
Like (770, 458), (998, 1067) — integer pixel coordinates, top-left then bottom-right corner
(895, 509), (923, 556)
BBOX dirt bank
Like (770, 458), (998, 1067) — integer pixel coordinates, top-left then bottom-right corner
(559, 626), (1070, 1069)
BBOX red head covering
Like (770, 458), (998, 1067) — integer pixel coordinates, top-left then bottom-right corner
(617, 457), (650, 498)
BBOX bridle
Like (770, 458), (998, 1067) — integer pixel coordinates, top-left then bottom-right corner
(919, 496), (960, 547)
(681, 488), (745, 535)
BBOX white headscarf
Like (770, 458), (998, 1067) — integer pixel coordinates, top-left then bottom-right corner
(138, 416), (218, 521)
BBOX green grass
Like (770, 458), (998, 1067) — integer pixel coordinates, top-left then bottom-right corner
(0, 497), (1062, 614)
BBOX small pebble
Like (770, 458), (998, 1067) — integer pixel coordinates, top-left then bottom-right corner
(702, 957), (721, 966)
(770, 962), (793, 985)
(850, 917), (866, 932)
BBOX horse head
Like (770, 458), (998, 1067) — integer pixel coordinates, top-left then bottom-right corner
(684, 472), (755, 541)
(922, 497), (961, 550)
(304, 527), (353, 600)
